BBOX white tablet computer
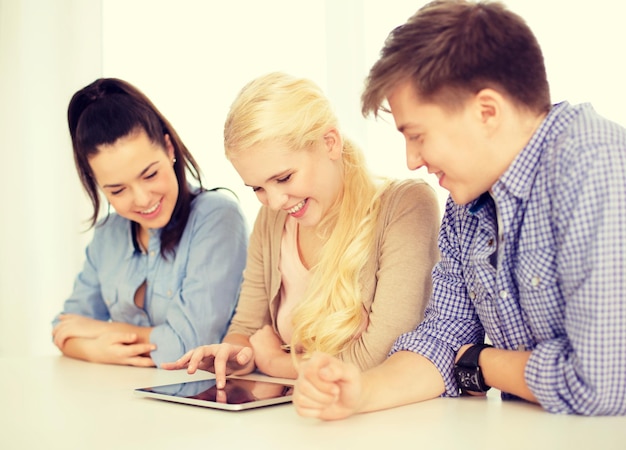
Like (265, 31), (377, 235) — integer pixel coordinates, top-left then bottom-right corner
(134, 377), (294, 411)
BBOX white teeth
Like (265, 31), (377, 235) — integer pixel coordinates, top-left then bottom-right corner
(141, 202), (159, 214)
(287, 200), (306, 214)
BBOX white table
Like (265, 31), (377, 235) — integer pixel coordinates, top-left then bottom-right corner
(1, 356), (625, 450)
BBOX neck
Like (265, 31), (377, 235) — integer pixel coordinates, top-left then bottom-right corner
(492, 108), (549, 175)
(136, 224), (150, 252)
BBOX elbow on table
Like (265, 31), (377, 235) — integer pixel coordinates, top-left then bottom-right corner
(542, 383), (626, 416)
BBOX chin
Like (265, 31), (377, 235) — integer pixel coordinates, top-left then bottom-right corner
(450, 192), (474, 206)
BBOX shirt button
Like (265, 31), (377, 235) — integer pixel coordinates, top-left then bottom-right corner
(167, 290), (172, 297)
(499, 290), (508, 299)
(531, 276), (540, 287)
(150, 251), (155, 257)
(487, 239), (494, 246)
(469, 291), (476, 300)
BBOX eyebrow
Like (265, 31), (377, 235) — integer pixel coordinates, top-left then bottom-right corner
(102, 161), (160, 188)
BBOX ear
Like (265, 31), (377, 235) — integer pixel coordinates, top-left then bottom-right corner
(473, 88), (504, 129)
(164, 134), (175, 160)
(323, 128), (343, 160)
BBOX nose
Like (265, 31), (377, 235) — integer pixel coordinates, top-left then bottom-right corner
(406, 147), (425, 171)
(266, 189), (289, 211)
(133, 185), (151, 208)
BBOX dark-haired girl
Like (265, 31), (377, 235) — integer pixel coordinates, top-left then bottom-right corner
(52, 78), (248, 367)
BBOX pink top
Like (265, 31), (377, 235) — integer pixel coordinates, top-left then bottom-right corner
(276, 216), (310, 343)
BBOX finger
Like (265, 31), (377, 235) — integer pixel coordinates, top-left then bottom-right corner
(213, 346), (232, 389)
(53, 331), (66, 349)
(52, 326), (71, 349)
(187, 346), (216, 374)
(295, 376), (339, 408)
(236, 346), (253, 367)
(112, 333), (139, 345)
(58, 313), (80, 322)
(161, 349), (193, 370)
(124, 343), (157, 356)
(216, 389), (227, 404)
(127, 356), (157, 368)
(300, 353), (342, 394)
(293, 404), (323, 419)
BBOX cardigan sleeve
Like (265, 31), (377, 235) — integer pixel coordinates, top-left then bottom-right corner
(338, 180), (441, 370)
(226, 206), (276, 336)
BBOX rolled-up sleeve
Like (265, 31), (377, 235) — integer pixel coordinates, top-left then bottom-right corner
(390, 199), (485, 397)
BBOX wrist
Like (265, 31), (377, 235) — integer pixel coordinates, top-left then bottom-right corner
(454, 343), (493, 394)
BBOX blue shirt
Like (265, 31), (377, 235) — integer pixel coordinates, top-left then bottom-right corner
(54, 189), (249, 367)
(391, 102), (626, 415)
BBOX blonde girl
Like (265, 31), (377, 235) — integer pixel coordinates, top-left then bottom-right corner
(163, 72), (439, 387)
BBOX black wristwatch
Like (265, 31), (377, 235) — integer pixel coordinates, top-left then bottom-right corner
(454, 343), (493, 394)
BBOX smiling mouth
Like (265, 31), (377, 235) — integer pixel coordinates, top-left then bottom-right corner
(140, 201), (160, 215)
(287, 199), (306, 214)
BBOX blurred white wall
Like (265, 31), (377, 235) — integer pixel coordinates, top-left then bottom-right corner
(0, 0), (101, 356)
(0, 0), (623, 356)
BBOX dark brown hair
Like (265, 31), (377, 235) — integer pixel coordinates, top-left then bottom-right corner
(67, 78), (204, 257)
(362, 0), (551, 116)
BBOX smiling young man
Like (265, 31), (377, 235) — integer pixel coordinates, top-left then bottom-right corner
(292, 0), (626, 419)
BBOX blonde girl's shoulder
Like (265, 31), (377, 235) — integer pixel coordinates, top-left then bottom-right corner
(381, 178), (438, 207)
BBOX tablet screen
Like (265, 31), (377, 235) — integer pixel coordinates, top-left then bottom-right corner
(135, 377), (294, 411)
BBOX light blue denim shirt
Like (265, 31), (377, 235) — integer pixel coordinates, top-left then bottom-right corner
(54, 188), (248, 366)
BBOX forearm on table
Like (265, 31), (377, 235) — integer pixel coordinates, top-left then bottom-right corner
(480, 347), (537, 403)
(104, 322), (153, 344)
(261, 351), (299, 379)
(60, 337), (95, 362)
(358, 350), (445, 413)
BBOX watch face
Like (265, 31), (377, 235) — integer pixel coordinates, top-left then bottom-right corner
(454, 366), (489, 393)
(456, 368), (481, 391)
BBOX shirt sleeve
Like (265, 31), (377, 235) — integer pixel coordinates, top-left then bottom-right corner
(225, 206), (274, 337)
(339, 180), (440, 370)
(390, 196), (486, 397)
(525, 134), (626, 415)
(149, 195), (249, 366)
(52, 228), (110, 328)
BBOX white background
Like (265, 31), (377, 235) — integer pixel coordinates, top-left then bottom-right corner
(1, 0), (624, 357)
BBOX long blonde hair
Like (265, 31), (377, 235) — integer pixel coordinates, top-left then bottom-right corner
(224, 72), (389, 359)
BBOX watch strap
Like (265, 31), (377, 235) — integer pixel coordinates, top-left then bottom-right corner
(457, 343), (492, 368)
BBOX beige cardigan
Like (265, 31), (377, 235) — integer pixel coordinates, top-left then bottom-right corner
(227, 179), (440, 370)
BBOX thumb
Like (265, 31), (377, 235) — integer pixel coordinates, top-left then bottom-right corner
(237, 346), (254, 365)
(313, 353), (351, 384)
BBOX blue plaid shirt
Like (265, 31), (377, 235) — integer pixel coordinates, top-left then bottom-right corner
(391, 102), (626, 415)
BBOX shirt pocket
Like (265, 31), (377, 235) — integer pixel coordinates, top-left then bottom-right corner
(517, 246), (564, 338)
(148, 276), (179, 324)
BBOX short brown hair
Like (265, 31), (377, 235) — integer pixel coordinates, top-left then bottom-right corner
(362, 0), (551, 116)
